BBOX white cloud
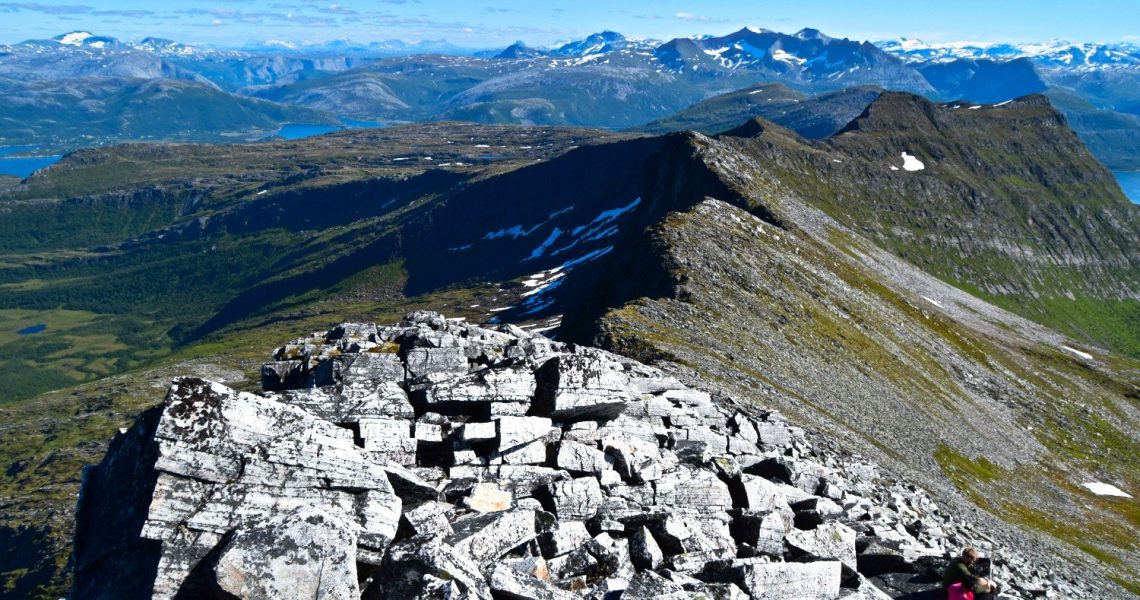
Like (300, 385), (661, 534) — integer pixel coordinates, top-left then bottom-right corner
(675, 11), (709, 22)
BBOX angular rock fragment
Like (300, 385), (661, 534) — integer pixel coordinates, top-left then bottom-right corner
(555, 441), (612, 474)
(461, 420), (498, 442)
(382, 534), (492, 599)
(214, 506), (359, 600)
(383, 462), (441, 504)
(623, 570), (684, 598)
(856, 540), (915, 577)
(422, 366), (536, 416)
(276, 380), (413, 423)
(496, 465), (568, 494)
(629, 526), (664, 570)
(355, 488), (402, 550)
(261, 359), (306, 391)
(730, 509), (788, 557)
(548, 477), (604, 520)
(405, 347), (468, 378)
(359, 419), (417, 464)
(731, 560), (843, 599)
(490, 561), (579, 600)
(538, 520), (592, 558)
(533, 355), (633, 420)
(495, 416), (556, 465)
(737, 473), (814, 510)
(448, 509), (538, 566)
(654, 467), (734, 510)
(546, 545), (601, 580)
(313, 351), (404, 388)
(604, 435), (665, 483)
(464, 482), (513, 512)
(787, 522), (858, 569)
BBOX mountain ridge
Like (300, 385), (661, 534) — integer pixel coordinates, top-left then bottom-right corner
(0, 59), (1138, 600)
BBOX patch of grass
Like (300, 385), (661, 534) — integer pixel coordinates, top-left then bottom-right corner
(933, 444), (1004, 495)
(0, 309), (102, 347)
(1110, 575), (1140, 596)
(937, 442), (1138, 580)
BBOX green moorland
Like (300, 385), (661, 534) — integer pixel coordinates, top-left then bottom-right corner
(0, 123), (631, 405)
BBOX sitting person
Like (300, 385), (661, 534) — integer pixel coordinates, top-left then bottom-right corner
(943, 548), (1001, 599)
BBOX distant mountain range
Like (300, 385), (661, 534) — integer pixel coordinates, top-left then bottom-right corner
(877, 38), (1140, 70)
(1, 28), (1139, 167)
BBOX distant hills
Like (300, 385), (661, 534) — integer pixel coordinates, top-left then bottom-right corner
(1, 28), (1139, 167)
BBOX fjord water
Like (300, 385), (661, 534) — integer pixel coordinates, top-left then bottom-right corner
(0, 146), (62, 178)
(277, 119), (386, 140)
(276, 123), (341, 139)
(1116, 171), (1140, 204)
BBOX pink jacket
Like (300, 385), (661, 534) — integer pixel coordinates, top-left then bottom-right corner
(947, 582), (975, 600)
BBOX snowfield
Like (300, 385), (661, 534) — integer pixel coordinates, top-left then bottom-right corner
(1081, 482), (1132, 498)
(901, 152), (925, 171)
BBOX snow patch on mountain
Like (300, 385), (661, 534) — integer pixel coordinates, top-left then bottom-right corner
(526, 227), (563, 260)
(1081, 482), (1132, 498)
(772, 49), (806, 65)
(877, 37), (1140, 70)
(56, 31), (95, 46)
(1061, 345), (1094, 360)
(901, 152), (925, 171)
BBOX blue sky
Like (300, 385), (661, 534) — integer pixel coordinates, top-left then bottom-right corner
(0, 0), (1137, 47)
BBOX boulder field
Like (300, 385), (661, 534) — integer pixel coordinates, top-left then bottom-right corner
(70, 312), (1072, 599)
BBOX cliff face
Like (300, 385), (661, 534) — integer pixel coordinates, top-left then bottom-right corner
(72, 312), (1086, 599)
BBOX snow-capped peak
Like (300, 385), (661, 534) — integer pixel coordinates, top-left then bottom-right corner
(55, 31), (95, 46)
(876, 37), (1140, 69)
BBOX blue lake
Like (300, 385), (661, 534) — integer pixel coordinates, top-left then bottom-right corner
(277, 123), (341, 139)
(0, 147), (62, 178)
(18, 323), (46, 335)
(1115, 171), (1140, 204)
(276, 120), (386, 140)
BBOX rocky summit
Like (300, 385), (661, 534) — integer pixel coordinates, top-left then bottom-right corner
(72, 312), (1077, 599)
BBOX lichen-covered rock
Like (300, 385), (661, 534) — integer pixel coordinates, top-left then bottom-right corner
(548, 477), (604, 520)
(538, 520), (592, 558)
(448, 509), (538, 566)
(380, 534), (492, 600)
(787, 521), (858, 570)
(72, 312), (1049, 600)
(490, 561), (579, 600)
(732, 560), (843, 599)
(533, 354), (633, 420)
(213, 506), (359, 600)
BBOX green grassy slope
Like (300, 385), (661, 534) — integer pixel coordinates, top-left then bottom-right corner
(722, 93), (1140, 357)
